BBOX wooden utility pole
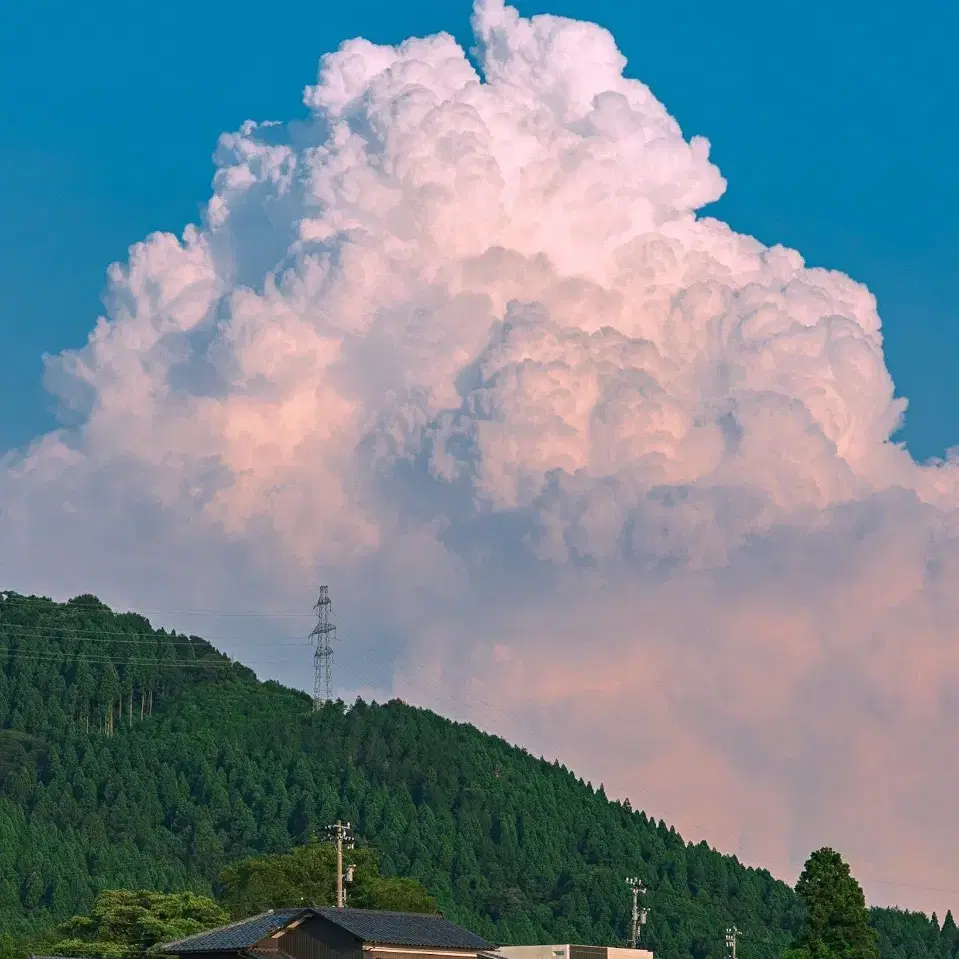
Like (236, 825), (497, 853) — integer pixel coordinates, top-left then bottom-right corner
(326, 821), (354, 907)
(725, 927), (738, 959)
(336, 823), (343, 907)
(626, 878), (647, 948)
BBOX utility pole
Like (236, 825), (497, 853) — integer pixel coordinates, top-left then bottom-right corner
(326, 821), (354, 907)
(309, 587), (336, 710)
(725, 926), (738, 959)
(626, 877), (647, 948)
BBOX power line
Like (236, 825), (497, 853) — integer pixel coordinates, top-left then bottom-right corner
(0, 595), (316, 619)
(0, 647), (242, 669)
(0, 622), (308, 644)
(0, 621), (504, 718)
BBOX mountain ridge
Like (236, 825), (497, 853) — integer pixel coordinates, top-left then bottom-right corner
(0, 591), (951, 959)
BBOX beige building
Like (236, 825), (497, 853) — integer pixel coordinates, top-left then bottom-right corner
(495, 946), (652, 959)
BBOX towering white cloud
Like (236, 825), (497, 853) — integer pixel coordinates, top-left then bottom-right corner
(3, 0), (958, 913)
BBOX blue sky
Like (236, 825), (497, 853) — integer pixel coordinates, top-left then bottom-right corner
(2, 0), (956, 460)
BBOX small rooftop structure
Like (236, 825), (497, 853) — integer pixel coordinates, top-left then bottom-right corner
(494, 946), (653, 959)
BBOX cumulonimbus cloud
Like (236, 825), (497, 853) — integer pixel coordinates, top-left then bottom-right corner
(3, 0), (958, 913)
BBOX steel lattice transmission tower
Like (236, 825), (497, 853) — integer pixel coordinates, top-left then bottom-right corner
(310, 586), (336, 709)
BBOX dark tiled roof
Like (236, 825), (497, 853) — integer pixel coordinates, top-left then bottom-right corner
(160, 907), (494, 955)
(161, 908), (310, 953)
(316, 908), (496, 950)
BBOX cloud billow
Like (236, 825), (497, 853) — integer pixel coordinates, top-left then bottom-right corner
(3, 0), (958, 912)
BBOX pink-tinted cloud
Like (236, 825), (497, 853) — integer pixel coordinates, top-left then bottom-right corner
(2, 0), (958, 914)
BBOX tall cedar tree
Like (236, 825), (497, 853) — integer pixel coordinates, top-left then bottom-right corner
(788, 848), (880, 959)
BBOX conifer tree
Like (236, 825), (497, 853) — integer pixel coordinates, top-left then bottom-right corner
(787, 847), (879, 959)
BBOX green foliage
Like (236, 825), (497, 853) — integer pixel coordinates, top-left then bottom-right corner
(48, 890), (228, 959)
(218, 840), (438, 918)
(789, 848), (879, 959)
(869, 907), (959, 959)
(0, 592), (955, 959)
(0, 933), (25, 959)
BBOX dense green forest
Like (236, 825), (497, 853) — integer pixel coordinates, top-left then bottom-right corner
(0, 591), (953, 959)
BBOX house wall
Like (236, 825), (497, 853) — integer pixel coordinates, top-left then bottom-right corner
(276, 916), (364, 959)
(265, 916), (483, 959)
(366, 949), (480, 959)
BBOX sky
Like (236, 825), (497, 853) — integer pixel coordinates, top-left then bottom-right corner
(3, 0), (957, 461)
(2, 0), (959, 919)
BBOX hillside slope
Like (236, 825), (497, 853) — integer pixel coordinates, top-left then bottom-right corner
(0, 592), (951, 959)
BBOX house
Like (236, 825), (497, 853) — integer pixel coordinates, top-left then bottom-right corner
(494, 946), (652, 959)
(159, 907), (497, 959)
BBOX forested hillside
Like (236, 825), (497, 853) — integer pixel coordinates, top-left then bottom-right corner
(0, 592), (952, 959)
